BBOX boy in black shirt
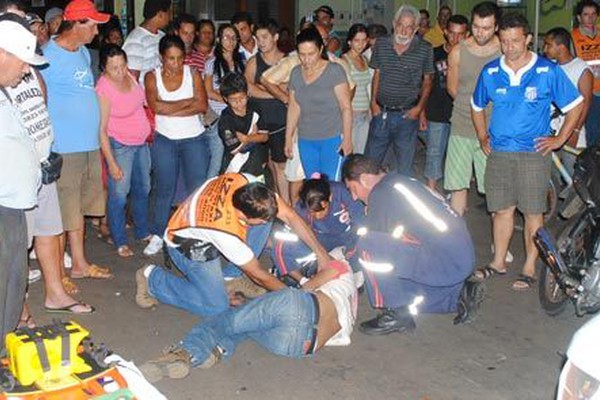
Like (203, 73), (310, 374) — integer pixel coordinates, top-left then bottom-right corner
(218, 73), (269, 177)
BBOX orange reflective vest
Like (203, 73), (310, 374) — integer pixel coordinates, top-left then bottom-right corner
(572, 28), (600, 93)
(166, 173), (250, 242)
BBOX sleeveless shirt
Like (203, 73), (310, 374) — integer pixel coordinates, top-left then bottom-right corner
(155, 65), (204, 140)
(450, 41), (501, 138)
(253, 53), (287, 131)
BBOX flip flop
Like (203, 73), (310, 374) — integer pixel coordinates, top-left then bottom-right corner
(71, 264), (113, 280)
(511, 274), (536, 291)
(45, 302), (95, 315)
(472, 265), (508, 281)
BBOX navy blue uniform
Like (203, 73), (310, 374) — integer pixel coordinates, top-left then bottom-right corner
(357, 174), (475, 313)
(271, 182), (365, 275)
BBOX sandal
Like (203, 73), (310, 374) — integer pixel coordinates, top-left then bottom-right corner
(71, 264), (113, 280)
(511, 274), (536, 291)
(62, 276), (80, 295)
(17, 315), (36, 329)
(117, 245), (134, 258)
(472, 265), (508, 281)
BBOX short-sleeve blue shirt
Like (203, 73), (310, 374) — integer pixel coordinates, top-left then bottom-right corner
(471, 53), (582, 152)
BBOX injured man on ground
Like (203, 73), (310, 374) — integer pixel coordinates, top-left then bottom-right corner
(140, 248), (358, 382)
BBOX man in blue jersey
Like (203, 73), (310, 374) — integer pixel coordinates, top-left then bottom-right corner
(342, 155), (484, 335)
(471, 14), (583, 290)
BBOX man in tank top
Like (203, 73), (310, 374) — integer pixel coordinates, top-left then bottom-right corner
(244, 19), (289, 202)
(544, 27), (593, 158)
(444, 2), (501, 217)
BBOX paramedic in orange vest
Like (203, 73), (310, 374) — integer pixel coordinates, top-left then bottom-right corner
(135, 173), (332, 316)
(573, 0), (600, 145)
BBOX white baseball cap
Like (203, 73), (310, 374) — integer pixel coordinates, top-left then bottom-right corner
(0, 19), (47, 66)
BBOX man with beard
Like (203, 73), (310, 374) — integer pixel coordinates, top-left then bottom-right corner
(444, 2), (501, 217)
(364, 4), (433, 177)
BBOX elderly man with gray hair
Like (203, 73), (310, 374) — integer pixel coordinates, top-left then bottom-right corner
(365, 4), (434, 176)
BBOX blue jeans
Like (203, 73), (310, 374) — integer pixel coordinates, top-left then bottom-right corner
(205, 123), (224, 178)
(298, 136), (343, 181)
(365, 112), (419, 176)
(106, 139), (151, 247)
(150, 133), (210, 236)
(148, 222), (273, 317)
(180, 289), (317, 366)
(585, 95), (600, 147)
(424, 121), (450, 181)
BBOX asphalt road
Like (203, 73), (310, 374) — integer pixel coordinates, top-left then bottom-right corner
(25, 182), (589, 400)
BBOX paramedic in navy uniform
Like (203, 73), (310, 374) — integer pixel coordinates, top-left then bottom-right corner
(342, 154), (485, 335)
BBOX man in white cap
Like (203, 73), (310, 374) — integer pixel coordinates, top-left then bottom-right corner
(0, 13), (46, 346)
(40, 0), (113, 286)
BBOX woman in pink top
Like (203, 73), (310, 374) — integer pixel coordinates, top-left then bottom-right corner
(97, 45), (152, 257)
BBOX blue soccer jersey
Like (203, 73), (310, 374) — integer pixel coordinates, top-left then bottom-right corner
(471, 53), (582, 152)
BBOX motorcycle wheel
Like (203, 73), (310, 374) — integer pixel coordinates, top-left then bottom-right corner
(538, 265), (569, 316)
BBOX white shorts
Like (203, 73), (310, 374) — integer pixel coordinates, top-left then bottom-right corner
(284, 136), (305, 182)
(25, 182), (64, 244)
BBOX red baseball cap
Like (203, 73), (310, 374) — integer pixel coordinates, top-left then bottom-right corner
(63, 0), (110, 23)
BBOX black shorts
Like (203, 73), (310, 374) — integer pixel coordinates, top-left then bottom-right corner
(269, 131), (286, 163)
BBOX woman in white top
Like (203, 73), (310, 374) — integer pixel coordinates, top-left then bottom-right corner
(203, 23), (245, 177)
(342, 24), (372, 154)
(143, 34), (209, 256)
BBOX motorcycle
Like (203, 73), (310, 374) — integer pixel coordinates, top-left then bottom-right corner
(534, 146), (600, 316)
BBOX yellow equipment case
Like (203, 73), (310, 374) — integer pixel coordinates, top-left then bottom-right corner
(0, 321), (135, 399)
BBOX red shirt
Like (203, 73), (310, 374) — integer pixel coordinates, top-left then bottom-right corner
(184, 49), (212, 74)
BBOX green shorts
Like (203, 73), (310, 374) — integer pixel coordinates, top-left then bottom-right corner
(444, 135), (487, 193)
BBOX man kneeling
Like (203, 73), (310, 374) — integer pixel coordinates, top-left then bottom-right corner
(135, 173), (331, 316)
(140, 252), (357, 382)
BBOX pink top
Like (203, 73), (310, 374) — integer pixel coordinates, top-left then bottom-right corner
(96, 75), (151, 145)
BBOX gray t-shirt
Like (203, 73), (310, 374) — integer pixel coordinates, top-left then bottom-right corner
(289, 62), (346, 140)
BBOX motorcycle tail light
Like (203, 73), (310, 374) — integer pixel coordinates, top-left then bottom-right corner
(557, 360), (600, 400)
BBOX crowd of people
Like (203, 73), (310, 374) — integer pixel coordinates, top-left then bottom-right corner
(0, 0), (597, 386)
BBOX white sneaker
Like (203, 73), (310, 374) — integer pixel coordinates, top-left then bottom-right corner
(490, 244), (514, 263)
(64, 252), (72, 269)
(29, 249), (37, 260)
(143, 235), (164, 256)
(28, 269), (42, 284)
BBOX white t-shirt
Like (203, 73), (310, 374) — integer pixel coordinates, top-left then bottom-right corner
(0, 90), (40, 209)
(204, 56), (228, 116)
(123, 26), (165, 84)
(551, 57), (590, 148)
(6, 71), (53, 162)
(317, 255), (358, 347)
(239, 39), (258, 64)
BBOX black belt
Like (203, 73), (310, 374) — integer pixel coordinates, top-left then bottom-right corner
(204, 119), (218, 129)
(305, 292), (320, 355)
(379, 102), (417, 113)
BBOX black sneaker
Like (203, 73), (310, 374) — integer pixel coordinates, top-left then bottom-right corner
(454, 280), (486, 325)
(359, 308), (416, 335)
